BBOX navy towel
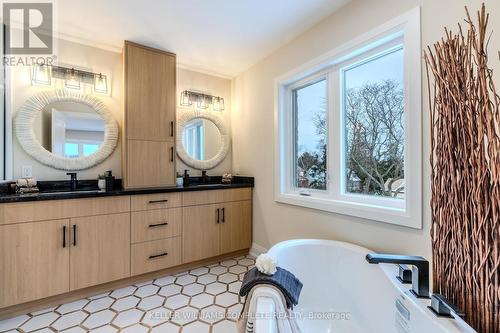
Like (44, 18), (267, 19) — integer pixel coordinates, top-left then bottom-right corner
(239, 267), (303, 309)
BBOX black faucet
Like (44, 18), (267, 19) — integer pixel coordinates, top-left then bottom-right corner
(201, 170), (208, 183)
(366, 253), (430, 298)
(66, 172), (78, 191)
(183, 170), (190, 187)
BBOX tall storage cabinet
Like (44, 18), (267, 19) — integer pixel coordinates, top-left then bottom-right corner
(123, 41), (177, 189)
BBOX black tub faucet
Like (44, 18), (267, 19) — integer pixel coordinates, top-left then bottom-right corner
(66, 172), (78, 191)
(366, 253), (430, 298)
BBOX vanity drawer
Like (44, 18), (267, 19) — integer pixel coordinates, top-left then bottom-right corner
(131, 193), (182, 211)
(131, 237), (182, 275)
(182, 188), (252, 206)
(131, 208), (182, 243)
(0, 196), (131, 225)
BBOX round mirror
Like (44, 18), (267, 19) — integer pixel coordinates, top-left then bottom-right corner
(15, 90), (118, 170)
(176, 108), (230, 170)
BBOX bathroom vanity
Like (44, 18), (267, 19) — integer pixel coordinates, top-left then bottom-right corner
(0, 40), (248, 318)
(0, 182), (253, 314)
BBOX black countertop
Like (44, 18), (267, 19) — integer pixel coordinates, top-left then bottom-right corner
(0, 176), (254, 203)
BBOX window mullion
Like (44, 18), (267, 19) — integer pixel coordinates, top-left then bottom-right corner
(329, 68), (341, 200)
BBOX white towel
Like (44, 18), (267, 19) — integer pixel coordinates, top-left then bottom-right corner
(238, 285), (301, 333)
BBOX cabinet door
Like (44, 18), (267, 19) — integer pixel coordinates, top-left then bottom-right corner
(220, 201), (252, 254)
(70, 213), (130, 290)
(126, 140), (176, 188)
(125, 42), (176, 142)
(183, 204), (220, 263)
(0, 219), (70, 308)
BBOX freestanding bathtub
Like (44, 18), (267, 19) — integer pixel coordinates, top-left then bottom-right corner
(253, 239), (476, 333)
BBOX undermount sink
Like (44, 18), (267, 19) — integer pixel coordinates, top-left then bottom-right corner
(189, 183), (231, 188)
(37, 189), (102, 196)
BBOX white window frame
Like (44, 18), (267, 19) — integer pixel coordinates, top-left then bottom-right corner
(274, 7), (421, 229)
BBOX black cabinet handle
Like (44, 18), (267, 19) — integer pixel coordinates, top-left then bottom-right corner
(148, 222), (169, 228)
(63, 225), (66, 248)
(216, 208), (220, 224)
(222, 208), (225, 223)
(170, 121), (174, 137)
(148, 199), (168, 204)
(148, 252), (168, 260)
(73, 225), (77, 246)
(170, 147), (174, 162)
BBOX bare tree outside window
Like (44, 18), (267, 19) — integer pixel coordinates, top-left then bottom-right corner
(343, 48), (405, 198)
(293, 79), (327, 190)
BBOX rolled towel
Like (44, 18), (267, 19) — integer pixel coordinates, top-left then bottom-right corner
(237, 285), (301, 333)
(240, 266), (303, 309)
(26, 178), (37, 187)
(255, 253), (277, 275)
(16, 178), (28, 187)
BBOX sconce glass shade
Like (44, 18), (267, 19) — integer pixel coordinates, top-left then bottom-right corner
(32, 64), (51, 85)
(65, 68), (81, 90)
(213, 97), (225, 111)
(180, 90), (192, 106)
(197, 96), (209, 109)
(93, 73), (108, 94)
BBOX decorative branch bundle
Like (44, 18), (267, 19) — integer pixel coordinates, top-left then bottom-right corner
(425, 4), (500, 332)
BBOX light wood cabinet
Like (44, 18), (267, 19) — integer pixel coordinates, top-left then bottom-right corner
(124, 41), (176, 142)
(183, 199), (252, 263)
(69, 213), (131, 290)
(131, 192), (182, 211)
(126, 140), (176, 188)
(0, 187), (252, 311)
(123, 41), (176, 189)
(0, 196), (130, 225)
(131, 208), (182, 243)
(220, 201), (252, 253)
(131, 237), (182, 275)
(183, 204), (221, 262)
(0, 219), (70, 308)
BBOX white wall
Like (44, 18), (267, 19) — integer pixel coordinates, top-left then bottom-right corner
(10, 38), (123, 181)
(231, 0), (500, 258)
(9, 41), (233, 181)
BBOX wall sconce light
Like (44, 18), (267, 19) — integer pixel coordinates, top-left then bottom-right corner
(30, 64), (110, 95)
(213, 97), (225, 111)
(31, 64), (52, 85)
(180, 90), (192, 106)
(64, 68), (81, 90)
(94, 73), (108, 94)
(180, 90), (224, 111)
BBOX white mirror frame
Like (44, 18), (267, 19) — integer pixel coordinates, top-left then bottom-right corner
(176, 108), (230, 170)
(14, 90), (119, 171)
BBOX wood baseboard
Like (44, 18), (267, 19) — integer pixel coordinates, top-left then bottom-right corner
(0, 249), (249, 320)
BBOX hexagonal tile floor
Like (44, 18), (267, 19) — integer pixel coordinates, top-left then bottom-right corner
(0, 255), (255, 333)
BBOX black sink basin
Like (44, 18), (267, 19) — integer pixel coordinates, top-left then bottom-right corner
(37, 189), (102, 196)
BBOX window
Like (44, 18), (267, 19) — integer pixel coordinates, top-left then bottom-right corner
(64, 142), (101, 158)
(275, 8), (421, 228)
(342, 47), (405, 199)
(292, 78), (327, 190)
(183, 120), (204, 160)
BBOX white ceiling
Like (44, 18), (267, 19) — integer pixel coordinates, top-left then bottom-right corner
(55, 0), (350, 77)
